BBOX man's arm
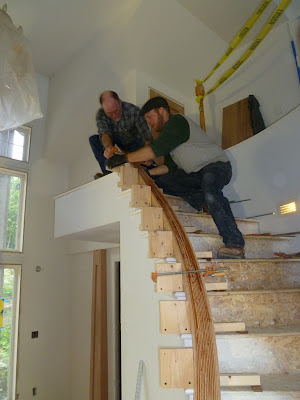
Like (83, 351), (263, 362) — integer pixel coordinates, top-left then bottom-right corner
(101, 133), (114, 158)
(126, 145), (155, 163)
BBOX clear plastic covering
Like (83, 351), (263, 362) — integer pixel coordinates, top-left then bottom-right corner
(0, 7), (43, 132)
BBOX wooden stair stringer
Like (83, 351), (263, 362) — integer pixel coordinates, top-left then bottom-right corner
(135, 163), (221, 400)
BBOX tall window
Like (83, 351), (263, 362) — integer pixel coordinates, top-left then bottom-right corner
(0, 265), (21, 400)
(0, 126), (31, 162)
(0, 169), (27, 252)
(0, 125), (30, 399)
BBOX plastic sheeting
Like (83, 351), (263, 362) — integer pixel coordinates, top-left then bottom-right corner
(0, 8), (43, 132)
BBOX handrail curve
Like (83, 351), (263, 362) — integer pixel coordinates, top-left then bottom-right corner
(136, 164), (221, 400)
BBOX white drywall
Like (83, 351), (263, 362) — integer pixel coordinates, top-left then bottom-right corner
(54, 174), (187, 400)
(13, 74), (72, 399)
(224, 106), (300, 251)
(203, 21), (300, 146)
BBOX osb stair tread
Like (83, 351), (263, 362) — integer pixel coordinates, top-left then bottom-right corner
(177, 210), (259, 224)
(188, 232), (291, 241)
(203, 257), (300, 263)
(208, 287), (300, 296)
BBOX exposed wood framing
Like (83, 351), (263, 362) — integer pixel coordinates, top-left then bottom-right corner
(90, 250), (108, 400)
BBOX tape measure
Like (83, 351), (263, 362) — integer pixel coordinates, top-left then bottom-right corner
(134, 360), (144, 400)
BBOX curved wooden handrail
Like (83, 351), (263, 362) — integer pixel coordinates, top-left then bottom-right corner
(136, 164), (220, 400)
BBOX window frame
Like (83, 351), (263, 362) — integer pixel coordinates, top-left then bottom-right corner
(0, 126), (32, 164)
(0, 264), (21, 400)
(0, 167), (27, 253)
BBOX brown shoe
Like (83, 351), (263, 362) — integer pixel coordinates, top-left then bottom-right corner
(94, 172), (105, 180)
(218, 246), (245, 259)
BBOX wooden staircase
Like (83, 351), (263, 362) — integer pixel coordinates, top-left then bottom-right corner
(164, 194), (300, 400)
(54, 163), (300, 400)
(123, 164), (300, 399)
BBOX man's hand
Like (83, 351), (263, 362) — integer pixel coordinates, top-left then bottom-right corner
(104, 146), (114, 159)
(106, 154), (127, 170)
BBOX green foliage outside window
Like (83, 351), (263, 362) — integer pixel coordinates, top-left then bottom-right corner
(6, 177), (21, 250)
(0, 269), (14, 399)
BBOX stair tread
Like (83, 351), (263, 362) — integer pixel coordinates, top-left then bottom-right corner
(177, 210), (259, 224)
(207, 287), (300, 296)
(182, 325), (300, 338)
(188, 232), (290, 241)
(203, 257), (300, 263)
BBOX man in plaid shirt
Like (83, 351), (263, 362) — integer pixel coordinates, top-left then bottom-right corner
(89, 91), (151, 178)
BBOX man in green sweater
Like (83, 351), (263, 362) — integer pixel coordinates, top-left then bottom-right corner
(107, 96), (245, 259)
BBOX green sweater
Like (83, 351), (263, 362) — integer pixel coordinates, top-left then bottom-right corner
(151, 114), (189, 172)
(151, 114), (229, 173)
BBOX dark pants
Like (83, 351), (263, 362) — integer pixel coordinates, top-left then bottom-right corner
(154, 161), (245, 248)
(89, 135), (111, 175)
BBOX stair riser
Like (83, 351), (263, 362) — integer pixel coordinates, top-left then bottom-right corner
(177, 212), (259, 235)
(216, 335), (299, 375)
(209, 291), (300, 328)
(203, 261), (300, 290)
(188, 234), (290, 259)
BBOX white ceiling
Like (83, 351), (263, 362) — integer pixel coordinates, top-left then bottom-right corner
(2, 0), (298, 77)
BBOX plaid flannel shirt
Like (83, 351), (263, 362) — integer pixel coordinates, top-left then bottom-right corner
(96, 101), (152, 151)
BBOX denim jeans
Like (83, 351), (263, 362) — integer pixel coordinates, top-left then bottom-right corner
(154, 161), (245, 248)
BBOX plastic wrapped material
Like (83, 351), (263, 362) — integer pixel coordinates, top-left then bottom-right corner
(0, 8), (43, 131)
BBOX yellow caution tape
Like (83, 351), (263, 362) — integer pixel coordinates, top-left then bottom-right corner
(196, 0), (293, 105)
(196, 0), (273, 85)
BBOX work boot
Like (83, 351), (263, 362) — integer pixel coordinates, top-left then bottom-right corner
(94, 172), (106, 180)
(217, 246), (245, 259)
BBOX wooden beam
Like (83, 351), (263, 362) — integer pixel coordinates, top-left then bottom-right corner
(195, 83), (206, 132)
(90, 250), (108, 400)
(129, 184), (151, 208)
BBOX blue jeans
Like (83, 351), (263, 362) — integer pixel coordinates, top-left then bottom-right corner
(154, 162), (245, 248)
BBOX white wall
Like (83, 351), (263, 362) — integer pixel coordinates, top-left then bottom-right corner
(203, 21), (300, 145)
(15, 74), (71, 399)
(224, 106), (300, 252)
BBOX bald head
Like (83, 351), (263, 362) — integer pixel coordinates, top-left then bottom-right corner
(99, 91), (122, 121)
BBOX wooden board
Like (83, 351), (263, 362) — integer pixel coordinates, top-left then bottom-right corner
(160, 302), (244, 334)
(118, 164), (139, 189)
(90, 250), (108, 400)
(205, 282), (228, 291)
(148, 231), (173, 258)
(214, 322), (246, 333)
(140, 206), (163, 231)
(129, 184), (151, 208)
(160, 301), (191, 334)
(160, 348), (194, 389)
(222, 98), (253, 149)
(156, 263), (183, 292)
(150, 88), (184, 115)
(195, 251), (213, 259)
(220, 375), (261, 387)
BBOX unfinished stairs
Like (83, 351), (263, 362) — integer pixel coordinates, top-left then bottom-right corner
(126, 167), (300, 399)
(54, 164), (300, 400)
(164, 194), (300, 400)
